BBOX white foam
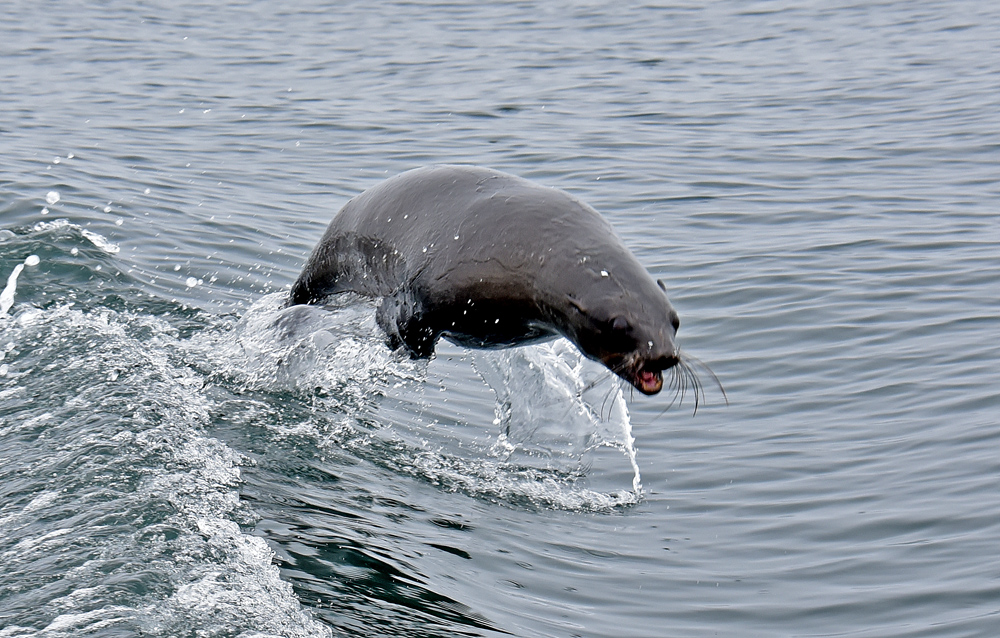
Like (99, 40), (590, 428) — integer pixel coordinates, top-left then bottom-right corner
(31, 219), (72, 232)
(81, 228), (120, 254)
(0, 304), (330, 637)
(29, 219), (120, 254)
(43, 607), (135, 633)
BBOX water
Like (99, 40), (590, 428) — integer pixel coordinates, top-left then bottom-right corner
(2, 1), (999, 636)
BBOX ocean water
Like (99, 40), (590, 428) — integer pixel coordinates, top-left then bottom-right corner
(2, 1), (999, 636)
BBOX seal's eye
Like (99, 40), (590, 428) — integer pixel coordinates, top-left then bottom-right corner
(669, 310), (680, 332)
(612, 316), (630, 332)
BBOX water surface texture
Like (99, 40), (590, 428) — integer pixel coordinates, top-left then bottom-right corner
(2, 1), (999, 636)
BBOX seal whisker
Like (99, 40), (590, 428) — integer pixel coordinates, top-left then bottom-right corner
(672, 360), (693, 415)
(639, 350), (727, 425)
(664, 365), (684, 411)
(579, 369), (615, 396)
(680, 351), (727, 407)
(600, 378), (624, 421)
(677, 364), (690, 412)
(647, 367), (684, 424)
(683, 360), (701, 415)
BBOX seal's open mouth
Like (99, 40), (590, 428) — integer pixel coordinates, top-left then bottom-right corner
(604, 354), (678, 396)
(634, 366), (663, 395)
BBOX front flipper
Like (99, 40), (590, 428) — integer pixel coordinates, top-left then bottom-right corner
(376, 290), (439, 358)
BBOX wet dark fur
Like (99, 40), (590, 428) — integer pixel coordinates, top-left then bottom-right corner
(289, 165), (683, 395)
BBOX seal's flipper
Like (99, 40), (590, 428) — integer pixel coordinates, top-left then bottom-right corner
(376, 291), (438, 358)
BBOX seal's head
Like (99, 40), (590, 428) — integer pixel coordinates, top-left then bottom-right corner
(564, 279), (681, 396)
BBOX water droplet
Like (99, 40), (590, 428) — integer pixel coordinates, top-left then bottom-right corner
(115, 219), (123, 226)
(70, 247), (79, 256)
(53, 157), (61, 164)
(41, 208), (49, 215)
(600, 270), (609, 277)
(45, 191), (60, 205)
(173, 264), (181, 271)
(143, 188), (151, 195)
(185, 277), (199, 287)
(24, 255), (40, 266)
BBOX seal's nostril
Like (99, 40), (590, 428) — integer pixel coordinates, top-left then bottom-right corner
(650, 354), (680, 372)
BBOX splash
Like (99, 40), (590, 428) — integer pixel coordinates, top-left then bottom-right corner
(0, 264), (24, 316)
(474, 340), (643, 495)
(204, 293), (644, 511)
(1, 255), (41, 316)
(209, 292), (420, 396)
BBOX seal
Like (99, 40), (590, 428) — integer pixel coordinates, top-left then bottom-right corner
(289, 165), (681, 395)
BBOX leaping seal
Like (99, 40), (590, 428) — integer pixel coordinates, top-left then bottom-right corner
(289, 165), (681, 395)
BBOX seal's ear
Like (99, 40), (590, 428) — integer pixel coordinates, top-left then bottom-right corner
(566, 294), (588, 314)
(657, 279), (667, 292)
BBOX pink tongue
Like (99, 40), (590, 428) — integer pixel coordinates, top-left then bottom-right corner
(638, 369), (662, 394)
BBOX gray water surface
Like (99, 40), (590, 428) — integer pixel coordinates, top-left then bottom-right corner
(2, 1), (999, 636)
